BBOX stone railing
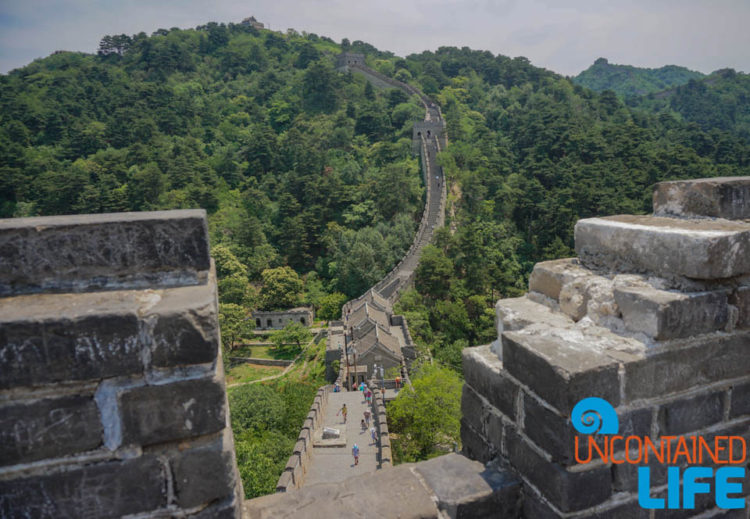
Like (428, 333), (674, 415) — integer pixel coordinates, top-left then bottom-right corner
(371, 390), (392, 468)
(276, 385), (330, 492)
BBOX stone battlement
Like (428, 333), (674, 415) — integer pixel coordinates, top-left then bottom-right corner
(0, 210), (243, 518)
(464, 176), (750, 517)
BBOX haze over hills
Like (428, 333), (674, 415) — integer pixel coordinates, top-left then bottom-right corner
(573, 57), (704, 97)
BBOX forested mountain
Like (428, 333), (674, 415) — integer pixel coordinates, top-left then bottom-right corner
(0, 24), (425, 305)
(628, 68), (750, 143)
(2, 24), (749, 371)
(573, 57), (704, 97)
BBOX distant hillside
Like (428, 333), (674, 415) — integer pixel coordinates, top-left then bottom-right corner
(573, 57), (704, 97)
(628, 68), (750, 143)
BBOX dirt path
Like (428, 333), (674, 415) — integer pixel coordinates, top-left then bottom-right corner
(226, 335), (317, 388)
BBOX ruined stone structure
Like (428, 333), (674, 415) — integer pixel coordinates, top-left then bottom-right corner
(463, 176), (750, 517)
(0, 210), (243, 518)
(251, 306), (313, 330)
(241, 16), (264, 30)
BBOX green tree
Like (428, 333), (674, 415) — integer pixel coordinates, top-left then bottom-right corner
(318, 292), (348, 320)
(260, 266), (303, 309)
(271, 321), (312, 355)
(218, 303), (254, 350)
(415, 245), (453, 300)
(387, 364), (462, 462)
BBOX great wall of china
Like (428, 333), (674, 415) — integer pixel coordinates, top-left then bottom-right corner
(0, 50), (748, 519)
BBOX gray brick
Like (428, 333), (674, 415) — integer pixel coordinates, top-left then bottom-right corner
(505, 427), (612, 512)
(528, 258), (590, 301)
(149, 283), (219, 367)
(731, 382), (750, 418)
(575, 215), (750, 279)
(0, 395), (102, 466)
(0, 313), (141, 389)
(460, 419), (494, 464)
(0, 209), (210, 296)
(731, 286), (750, 329)
(658, 391), (724, 435)
(462, 345), (519, 420)
(414, 453), (521, 519)
(0, 456), (166, 518)
(502, 331), (620, 414)
(120, 378), (226, 446)
(624, 331), (750, 402)
(170, 440), (235, 509)
(187, 496), (239, 519)
(523, 395), (651, 466)
(653, 176), (750, 220)
(615, 286), (728, 340)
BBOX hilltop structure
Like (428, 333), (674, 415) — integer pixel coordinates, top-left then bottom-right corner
(240, 16), (264, 30)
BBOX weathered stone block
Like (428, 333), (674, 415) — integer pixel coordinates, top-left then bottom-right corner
(528, 258), (595, 301)
(614, 286), (728, 340)
(523, 394), (651, 466)
(505, 427), (612, 512)
(0, 456), (166, 518)
(522, 490), (649, 519)
(461, 419), (494, 464)
(658, 391), (724, 435)
(730, 286), (750, 329)
(414, 453), (521, 519)
(120, 378), (225, 446)
(623, 331), (750, 401)
(0, 395), (102, 466)
(170, 439), (235, 509)
(461, 384), (488, 438)
(186, 495), (239, 519)
(462, 345), (518, 420)
(0, 209), (210, 296)
(0, 309), (141, 389)
(653, 176), (750, 220)
(502, 331), (621, 414)
(150, 283), (219, 367)
(495, 297), (574, 347)
(731, 382), (750, 418)
(244, 464), (439, 518)
(575, 215), (750, 279)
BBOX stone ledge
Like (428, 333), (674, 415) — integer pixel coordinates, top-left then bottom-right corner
(614, 286), (729, 340)
(0, 280), (219, 389)
(0, 209), (210, 296)
(653, 176), (750, 220)
(575, 215), (750, 279)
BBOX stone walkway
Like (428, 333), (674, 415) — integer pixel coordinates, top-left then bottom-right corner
(303, 390), (380, 487)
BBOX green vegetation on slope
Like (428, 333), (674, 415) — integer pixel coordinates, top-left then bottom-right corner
(388, 46), (749, 375)
(628, 68), (750, 143)
(573, 57), (704, 98)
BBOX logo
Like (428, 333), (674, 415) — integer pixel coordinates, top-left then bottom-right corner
(571, 397), (747, 510)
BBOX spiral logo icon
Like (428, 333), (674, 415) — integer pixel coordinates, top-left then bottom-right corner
(571, 397), (619, 435)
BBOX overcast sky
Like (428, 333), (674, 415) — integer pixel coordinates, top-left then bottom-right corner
(1, 0), (748, 76)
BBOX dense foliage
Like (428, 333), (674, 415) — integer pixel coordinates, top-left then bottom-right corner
(628, 69), (750, 143)
(573, 57), (704, 97)
(0, 23), (425, 304)
(387, 363), (462, 462)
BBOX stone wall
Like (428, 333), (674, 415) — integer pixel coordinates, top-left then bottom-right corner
(462, 177), (750, 518)
(0, 210), (243, 518)
(252, 307), (313, 330)
(275, 386), (329, 492)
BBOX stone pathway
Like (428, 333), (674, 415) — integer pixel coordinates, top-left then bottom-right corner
(303, 390), (380, 487)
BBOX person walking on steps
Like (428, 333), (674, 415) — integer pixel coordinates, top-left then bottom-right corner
(337, 403), (348, 423)
(352, 444), (360, 466)
(364, 409), (371, 427)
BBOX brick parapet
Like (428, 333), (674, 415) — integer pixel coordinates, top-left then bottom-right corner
(275, 386), (329, 492)
(0, 211), (243, 518)
(463, 177), (750, 517)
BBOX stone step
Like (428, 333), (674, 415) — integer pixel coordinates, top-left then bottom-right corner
(0, 210), (210, 296)
(575, 214), (750, 279)
(0, 280), (219, 389)
(527, 258), (592, 301)
(614, 286), (729, 340)
(653, 176), (750, 220)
